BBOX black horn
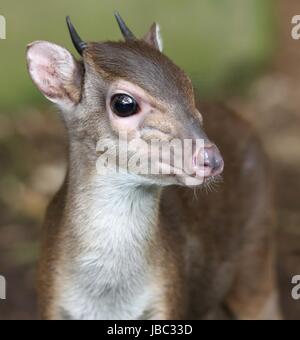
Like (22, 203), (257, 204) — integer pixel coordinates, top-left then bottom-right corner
(66, 16), (87, 55)
(114, 12), (136, 40)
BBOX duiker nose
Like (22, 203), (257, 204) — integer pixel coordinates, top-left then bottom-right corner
(203, 145), (224, 177)
(193, 144), (224, 178)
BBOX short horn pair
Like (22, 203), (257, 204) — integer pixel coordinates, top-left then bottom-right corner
(66, 12), (135, 55)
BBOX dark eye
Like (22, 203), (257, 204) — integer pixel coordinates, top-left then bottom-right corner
(110, 94), (140, 118)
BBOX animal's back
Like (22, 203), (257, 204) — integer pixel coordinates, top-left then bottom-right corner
(161, 103), (275, 319)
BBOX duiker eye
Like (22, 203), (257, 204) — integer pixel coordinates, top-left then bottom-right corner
(110, 94), (140, 118)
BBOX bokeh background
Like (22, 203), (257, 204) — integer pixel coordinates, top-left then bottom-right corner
(0, 0), (299, 320)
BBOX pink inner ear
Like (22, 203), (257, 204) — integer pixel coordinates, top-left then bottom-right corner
(35, 62), (62, 99)
(27, 41), (79, 104)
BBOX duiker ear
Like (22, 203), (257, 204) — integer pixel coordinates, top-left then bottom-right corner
(27, 41), (83, 108)
(143, 23), (163, 52)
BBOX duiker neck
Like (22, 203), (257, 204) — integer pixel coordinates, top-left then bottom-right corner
(65, 141), (162, 252)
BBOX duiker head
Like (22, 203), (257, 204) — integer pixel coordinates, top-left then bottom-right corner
(27, 13), (224, 187)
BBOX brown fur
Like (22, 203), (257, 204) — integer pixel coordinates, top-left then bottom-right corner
(85, 40), (195, 112)
(30, 32), (281, 320)
(38, 102), (280, 320)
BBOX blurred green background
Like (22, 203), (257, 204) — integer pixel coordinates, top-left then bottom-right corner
(0, 0), (276, 110)
(1, 0), (300, 320)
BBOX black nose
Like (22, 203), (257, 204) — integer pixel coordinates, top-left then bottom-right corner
(204, 145), (224, 176)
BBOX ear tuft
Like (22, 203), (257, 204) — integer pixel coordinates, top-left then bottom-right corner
(26, 41), (83, 108)
(143, 23), (163, 52)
